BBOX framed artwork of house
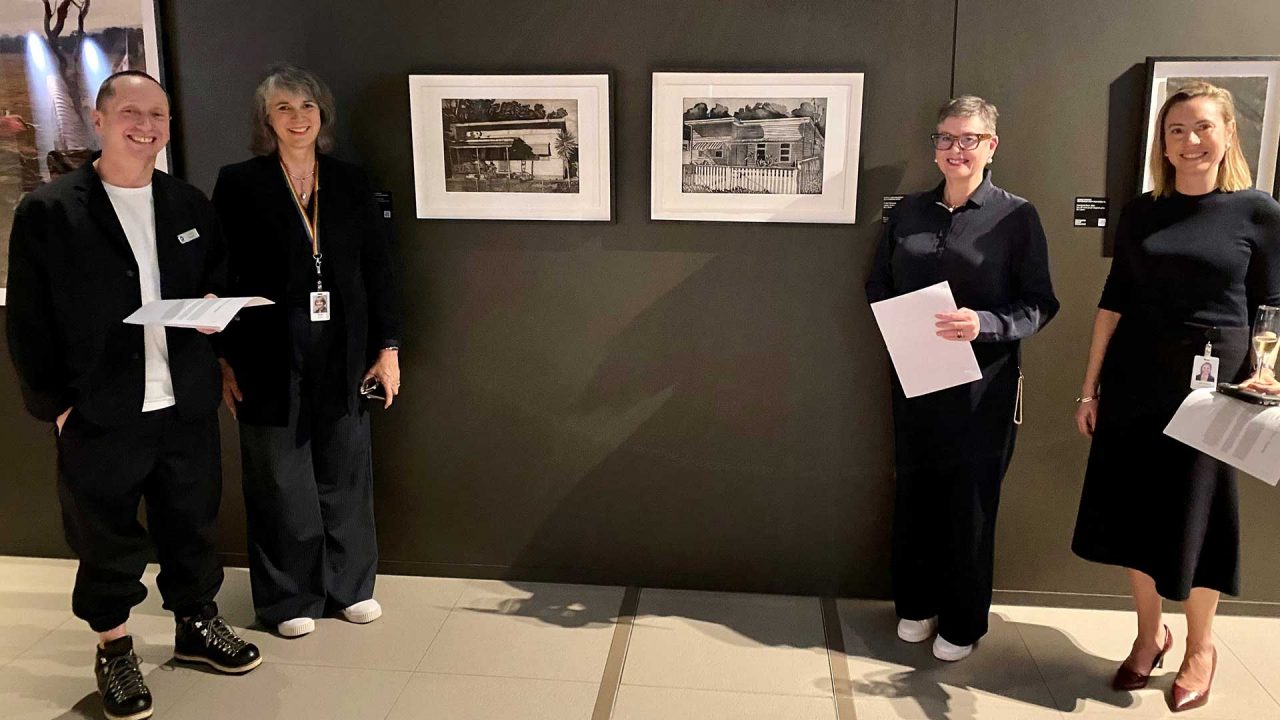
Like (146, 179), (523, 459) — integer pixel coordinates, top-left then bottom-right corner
(408, 74), (612, 221)
(1139, 57), (1280, 199)
(0, 0), (167, 305)
(650, 72), (864, 224)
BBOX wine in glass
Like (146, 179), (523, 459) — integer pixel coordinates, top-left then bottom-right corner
(1251, 305), (1280, 382)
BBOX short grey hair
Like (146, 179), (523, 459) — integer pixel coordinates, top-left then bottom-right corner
(249, 63), (337, 156)
(937, 95), (998, 134)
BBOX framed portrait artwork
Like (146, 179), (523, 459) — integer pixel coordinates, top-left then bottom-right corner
(1140, 57), (1280, 198)
(408, 73), (612, 221)
(650, 71), (864, 224)
(0, 0), (167, 304)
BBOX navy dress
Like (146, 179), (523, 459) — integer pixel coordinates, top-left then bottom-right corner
(1073, 189), (1280, 599)
(867, 172), (1058, 646)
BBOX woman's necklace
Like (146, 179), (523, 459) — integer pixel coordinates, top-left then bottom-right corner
(284, 164), (315, 202)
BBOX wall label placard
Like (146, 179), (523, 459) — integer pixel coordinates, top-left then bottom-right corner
(882, 195), (904, 223)
(1074, 196), (1108, 227)
(373, 191), (393, 220)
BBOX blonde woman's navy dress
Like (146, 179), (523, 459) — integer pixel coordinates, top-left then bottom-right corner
(1073, 189), (1280, 599)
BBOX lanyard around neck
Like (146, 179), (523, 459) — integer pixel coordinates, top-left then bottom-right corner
(280, 159), (323, 290)
(280, 159), (320, 257)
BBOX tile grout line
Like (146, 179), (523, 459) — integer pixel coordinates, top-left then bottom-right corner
(590, 586), (640, 720)
(613, 679), (840, 699)
(379, 669), (417, 720)
(1213, 628), (1280, 712)
(1006, 611), (1070, 719)
(11, 613), (76, 663)
(152, 661), (210, 717)
(820, 598), (858, 720)
(408, 582), (471, 672)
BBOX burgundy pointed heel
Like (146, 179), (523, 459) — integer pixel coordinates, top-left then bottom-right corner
(1112, 624), (1172, 691)
(1171, 647), (1217, 712)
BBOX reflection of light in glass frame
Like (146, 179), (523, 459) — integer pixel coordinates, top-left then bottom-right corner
(24, 33), (58, 180)
(25, 32), (51, 72)
(81, 38), (112, 105)
(1141, 58), (1280, 197)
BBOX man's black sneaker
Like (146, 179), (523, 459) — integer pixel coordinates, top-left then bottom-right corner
(95, 636), (153, 720)
(173, 604), (262, 674)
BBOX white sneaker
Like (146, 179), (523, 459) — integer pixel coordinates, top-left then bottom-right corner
(340, 599), (382, 624)
(897, 616), (938, 643)
(277, 617), (315, 638)
(932, 634), (973, 661)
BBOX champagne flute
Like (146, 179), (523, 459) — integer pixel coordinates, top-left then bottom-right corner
(1250, 305), (1280, 382)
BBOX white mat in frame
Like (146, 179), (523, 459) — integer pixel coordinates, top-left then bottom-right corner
(651, 71), (864, 224)
(408, 73), (612, 221)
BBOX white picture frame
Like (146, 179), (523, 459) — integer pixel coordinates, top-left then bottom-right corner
(1140, 57), (1280, 198)
(651, 71), (863, 224)
(408, 73), (612, 221)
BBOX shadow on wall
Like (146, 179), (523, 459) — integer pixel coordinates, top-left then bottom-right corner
(477, 163), (913, 599)
(1103, 63), (1149, 258)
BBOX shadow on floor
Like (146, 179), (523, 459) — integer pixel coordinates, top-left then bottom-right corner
(840, 602), (1141, 719)
(462, 582), (1148, 719)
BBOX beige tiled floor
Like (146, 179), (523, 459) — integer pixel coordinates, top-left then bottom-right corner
(1, 555), (1279, 719)
(622, 589), (831, 697)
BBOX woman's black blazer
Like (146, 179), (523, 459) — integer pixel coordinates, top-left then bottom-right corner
(212, 153), (399, 426)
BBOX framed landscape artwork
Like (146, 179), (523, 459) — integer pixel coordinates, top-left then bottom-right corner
(0, 0), (166, 304)
(651, 71), (864, 224)
(1140, 57), (1280, 198)
(408, 74), (612, 221)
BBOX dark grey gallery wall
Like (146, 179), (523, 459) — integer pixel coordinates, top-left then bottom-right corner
(1, 0), (1278, 604)
(284, 0), (952, 597)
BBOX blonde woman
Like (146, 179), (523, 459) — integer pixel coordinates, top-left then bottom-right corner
(1073, 81), (1280, 711)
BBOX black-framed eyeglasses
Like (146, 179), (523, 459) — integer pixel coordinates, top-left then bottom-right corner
(930, 133), (993, 151)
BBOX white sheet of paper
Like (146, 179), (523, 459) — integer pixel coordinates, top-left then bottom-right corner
(123, 296), (273, 332)
(870, 281), (982, 398)
(1164, 389), (1280, 486)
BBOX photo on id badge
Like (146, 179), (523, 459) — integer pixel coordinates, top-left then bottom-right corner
(1190, 355), (1219, 389)
(310, 291), (330, 322)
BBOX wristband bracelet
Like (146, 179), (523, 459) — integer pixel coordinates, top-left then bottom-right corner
(1075, 395), (1098, 404)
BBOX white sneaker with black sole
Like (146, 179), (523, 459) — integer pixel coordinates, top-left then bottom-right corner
(897, 616), (938, 643)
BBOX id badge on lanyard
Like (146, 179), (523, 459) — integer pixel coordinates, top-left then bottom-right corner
(282, 161), (329, 322)
(1190, 341), (1219, 390)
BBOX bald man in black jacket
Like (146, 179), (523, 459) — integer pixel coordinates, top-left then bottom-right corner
(6, 71), (260, 720)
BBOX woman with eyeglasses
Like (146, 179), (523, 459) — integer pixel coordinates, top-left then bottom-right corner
(1072, 81), (1280, 712)
(866, 95), (1058, 662)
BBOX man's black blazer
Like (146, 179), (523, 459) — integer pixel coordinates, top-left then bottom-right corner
(212, 153), (399, 426)
(6, 159), (227, 427)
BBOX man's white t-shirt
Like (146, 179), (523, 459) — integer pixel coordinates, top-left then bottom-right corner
(102, 181), (175, 412)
